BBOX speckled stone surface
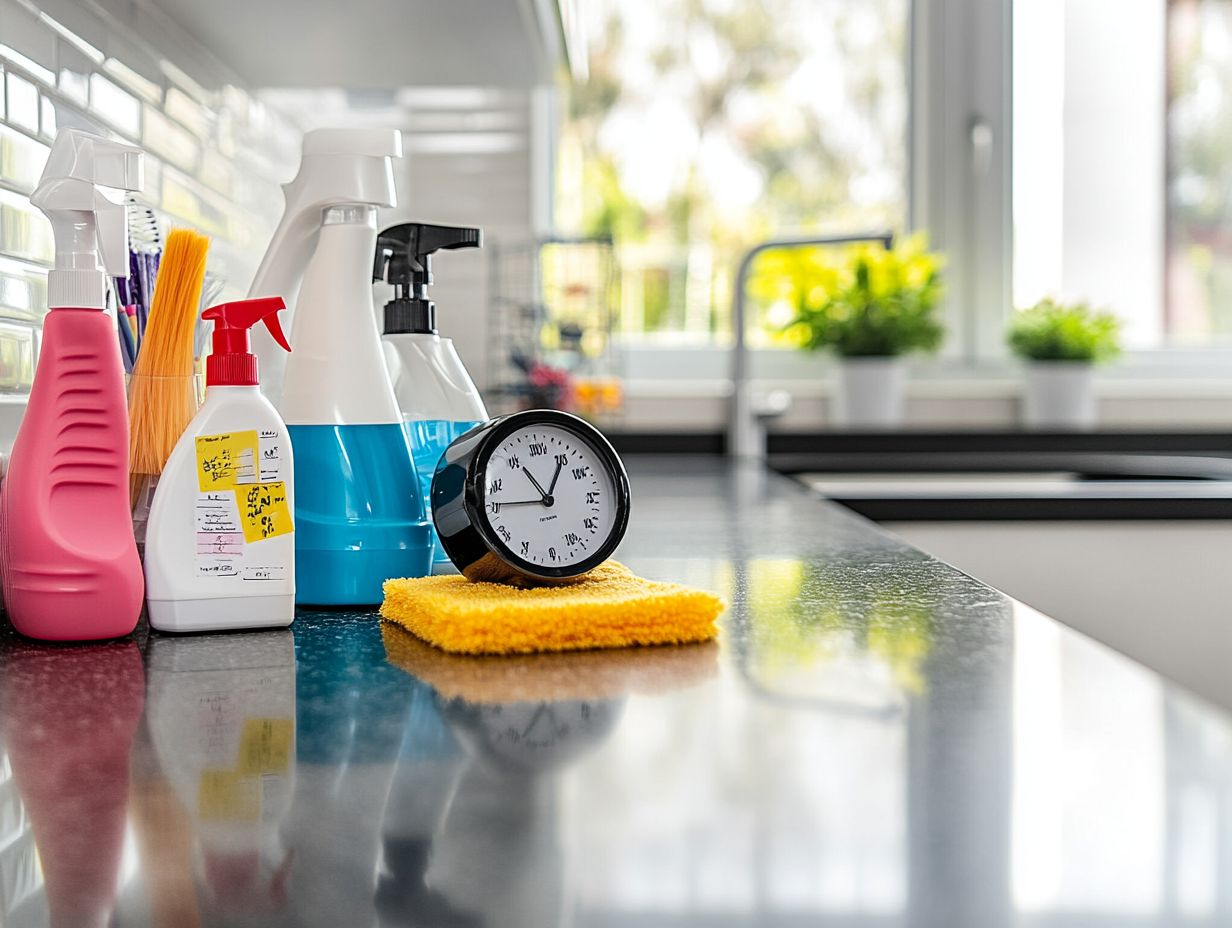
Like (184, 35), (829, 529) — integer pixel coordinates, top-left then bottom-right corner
(0, 456), (1228, 926)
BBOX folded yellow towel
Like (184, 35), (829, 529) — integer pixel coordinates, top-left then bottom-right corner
(380, 560), (723, 655)
(382, 624), (719, 702)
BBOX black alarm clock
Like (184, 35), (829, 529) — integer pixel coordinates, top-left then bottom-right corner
(431, 410), (631, 584)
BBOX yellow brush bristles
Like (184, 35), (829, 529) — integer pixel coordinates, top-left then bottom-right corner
(128, 228), (209, 500)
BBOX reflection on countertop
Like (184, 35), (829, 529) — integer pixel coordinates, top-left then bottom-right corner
(0, 456), (1229, 926)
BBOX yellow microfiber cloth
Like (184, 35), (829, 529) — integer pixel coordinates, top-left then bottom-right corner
(380, 560), (723, 655)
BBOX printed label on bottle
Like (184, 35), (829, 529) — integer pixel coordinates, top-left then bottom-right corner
(195, 429), (293, 578)
(243, 566), (287, 581)
(237, 481), (292, 542)
(196, 492), (243, 577)
(259, 429), (283, 482)
(195, 430), (259, 490)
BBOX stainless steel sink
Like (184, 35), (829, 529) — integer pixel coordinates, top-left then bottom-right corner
(791, 454), (1232, 520)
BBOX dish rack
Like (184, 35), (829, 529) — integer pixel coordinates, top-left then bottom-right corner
(486, 236), (620, 421)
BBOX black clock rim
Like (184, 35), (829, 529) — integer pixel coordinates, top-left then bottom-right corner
(464, 409), (631, 581)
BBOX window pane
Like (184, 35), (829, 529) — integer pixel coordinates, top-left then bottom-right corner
(1168, 0), (1232, 344)
(558, 0), (908, 343)
(1013, 0), (1167, 349)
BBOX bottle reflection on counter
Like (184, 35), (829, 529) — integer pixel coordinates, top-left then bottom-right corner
(285, 617), (627, 928)
(144, 629), (297, 919)
(282, 615), (423, 928)
(375, 645), (623, 927)
(374, 625), (718, 928)
(0, 639), (144, 928)
(128, 718), (203, 928)
(375, 681), (473, 927)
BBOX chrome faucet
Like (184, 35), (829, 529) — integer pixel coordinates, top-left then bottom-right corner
(728, 232), (895, 457)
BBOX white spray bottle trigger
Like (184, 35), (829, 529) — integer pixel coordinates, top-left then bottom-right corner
(248, 128), (402, 306)
(247, 127), (403, 406)
(94, 190), (129, 277)
(31, 129), (144, 310)
(38, 129), (142, 189)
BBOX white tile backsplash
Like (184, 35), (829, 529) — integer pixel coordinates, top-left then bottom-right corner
(0, 0), (301, 396)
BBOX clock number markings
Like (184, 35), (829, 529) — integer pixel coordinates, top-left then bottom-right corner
(484, 428), (615, 570)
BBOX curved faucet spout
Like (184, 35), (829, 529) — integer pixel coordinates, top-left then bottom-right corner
(728, 232), (895, 458)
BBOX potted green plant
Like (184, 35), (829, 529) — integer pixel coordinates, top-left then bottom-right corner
(778, 236), (944, 427)
(1008, 298), (1121, 429)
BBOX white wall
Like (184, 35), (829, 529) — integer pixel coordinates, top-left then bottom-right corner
(0, 0), (301, 450)
(885, 521), (1232, 711)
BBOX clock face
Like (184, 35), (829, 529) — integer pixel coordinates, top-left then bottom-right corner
(479, 423), (621, 571)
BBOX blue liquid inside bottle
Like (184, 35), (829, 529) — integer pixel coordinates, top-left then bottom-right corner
(289, 421), (433, 606)
(406, 419), (482, 563)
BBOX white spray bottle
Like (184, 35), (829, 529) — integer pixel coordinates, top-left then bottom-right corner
(248, 128), (403, 409)
(247, 128), (432, 605)
(143, 297), (295, 632)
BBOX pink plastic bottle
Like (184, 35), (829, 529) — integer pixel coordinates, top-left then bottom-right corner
(0, 130), (146, 640)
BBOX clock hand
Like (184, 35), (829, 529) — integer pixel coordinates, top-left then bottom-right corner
(494, 498), (547, 507)
(522, 468), (550, 500)
(547, 459), (564, 495)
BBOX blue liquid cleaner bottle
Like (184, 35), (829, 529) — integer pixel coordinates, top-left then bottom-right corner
(375, 223), (487, 567)
(250, 129), (435, 605)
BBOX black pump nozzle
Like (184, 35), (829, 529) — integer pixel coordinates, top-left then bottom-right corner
(373, 222), (483, 335)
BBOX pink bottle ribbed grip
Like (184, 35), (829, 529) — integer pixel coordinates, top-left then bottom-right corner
(0, 308), (143, 640)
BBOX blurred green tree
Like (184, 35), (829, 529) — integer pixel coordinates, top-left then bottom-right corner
(557, 0), (908, 338)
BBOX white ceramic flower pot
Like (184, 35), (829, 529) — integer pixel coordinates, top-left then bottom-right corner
(837, 357), (905, 428)
(1023, 361), (1096, 429)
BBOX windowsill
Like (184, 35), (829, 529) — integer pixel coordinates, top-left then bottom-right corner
(613, 347), (1232, 430)
(615, 344), (1232, 397)
(621, 375), (1232, 399)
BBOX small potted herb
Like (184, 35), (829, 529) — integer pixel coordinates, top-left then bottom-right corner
(1008, 298), (1121, 429)
(779, 236), (944, 427)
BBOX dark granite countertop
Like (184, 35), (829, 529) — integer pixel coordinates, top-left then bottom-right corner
(0, 456), (1227, 926)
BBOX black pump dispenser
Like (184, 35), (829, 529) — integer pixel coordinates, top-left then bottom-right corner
(373, 222), (483, 335)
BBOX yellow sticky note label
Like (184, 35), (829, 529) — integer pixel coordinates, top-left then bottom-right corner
(236, 481), (293, 543)
(197, 769), (260, 822)
(195, 430), (259, 490)
(236, 717), (293, 775)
